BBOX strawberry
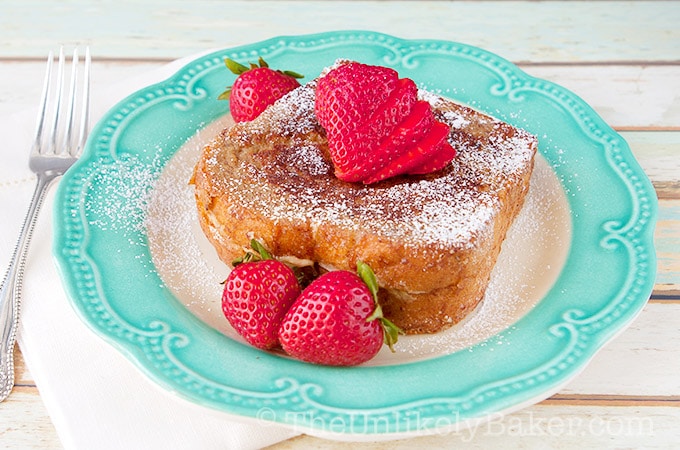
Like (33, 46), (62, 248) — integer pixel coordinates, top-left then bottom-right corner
(315, 62), (398, 136)
(315, 63), (397, 181)
(219, 57), (303, 122)
(360, 99), (435, 181)
(365, 121), (455, 183)
(314, 62), (457, 184)
(278, 261), (400, 366)
(221, 240), (301, 350)
(407, 137), (457, 175)
(339, 78), (419, 181)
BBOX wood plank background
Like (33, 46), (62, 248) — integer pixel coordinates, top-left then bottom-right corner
(0, 1), (678, 448)
(2, 1), (679, 63)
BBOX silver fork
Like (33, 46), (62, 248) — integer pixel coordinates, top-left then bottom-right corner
(0, 47), (90, 402)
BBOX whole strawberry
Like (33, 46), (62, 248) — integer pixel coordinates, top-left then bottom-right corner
(278, 261), (400, 366)
(222, 240), (301, 350)
(219, 57), (303, 122)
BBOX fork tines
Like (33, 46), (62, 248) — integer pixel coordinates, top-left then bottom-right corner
(34, 47), (91, 158)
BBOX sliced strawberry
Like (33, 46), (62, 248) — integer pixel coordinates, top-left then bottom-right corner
(359, 101), (435, 181)
(338, 78), (419, 181)
(315, 62), (398, 136)
(395, 121), (452, 174)
(407, 139), (457, 175)
(326, 133), (372, 181)
(314, 62), (457, 183)
(316, 63), (402, 182)
(384, 101), (436, 151)
(365, 121), (452, 183)
(364, 78), (418, 139)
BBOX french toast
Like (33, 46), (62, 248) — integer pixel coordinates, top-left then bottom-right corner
(191, 77), (537, 334)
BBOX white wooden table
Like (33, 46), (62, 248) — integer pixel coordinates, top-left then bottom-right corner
(1, 1), (678, 448)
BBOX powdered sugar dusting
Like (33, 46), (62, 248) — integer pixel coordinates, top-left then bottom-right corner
(231, 81), (319, 141)
(368, 156), (571, 364)
(145, 124), (570, 364)
(85, 152), (165, 235)
(419, 89), (469, 130)
(230, 165), (496, 250)
(206, 82), (536, 250)
(79, 71), (567, 365)
(277, 142), (331, 177)
(146, 120), (232, 334)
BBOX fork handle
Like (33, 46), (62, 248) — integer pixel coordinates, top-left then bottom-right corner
(0, 173), (55, 402)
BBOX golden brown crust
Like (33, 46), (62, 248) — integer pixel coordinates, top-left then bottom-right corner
(192, 79), (536, 334)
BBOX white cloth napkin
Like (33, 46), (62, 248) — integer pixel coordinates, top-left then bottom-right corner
(0, 56), (300, 449)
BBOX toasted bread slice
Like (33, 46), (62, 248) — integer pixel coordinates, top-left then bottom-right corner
(191, 79), (537, 334)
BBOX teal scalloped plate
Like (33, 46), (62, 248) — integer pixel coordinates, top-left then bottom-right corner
(53, 31), (657, 440)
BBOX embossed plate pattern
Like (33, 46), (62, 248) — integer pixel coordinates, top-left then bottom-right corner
(53, 31), (657, 439)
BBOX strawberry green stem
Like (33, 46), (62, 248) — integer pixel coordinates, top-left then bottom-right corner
(357, 260), (379, 301)
(250, 239), (273, 260)
(224, 58), (250, 75)
(357, 260), (401, 352)
(380, 316), (401, 352)
(219, 57), (304, 101)
(232, 239), (273, 266)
